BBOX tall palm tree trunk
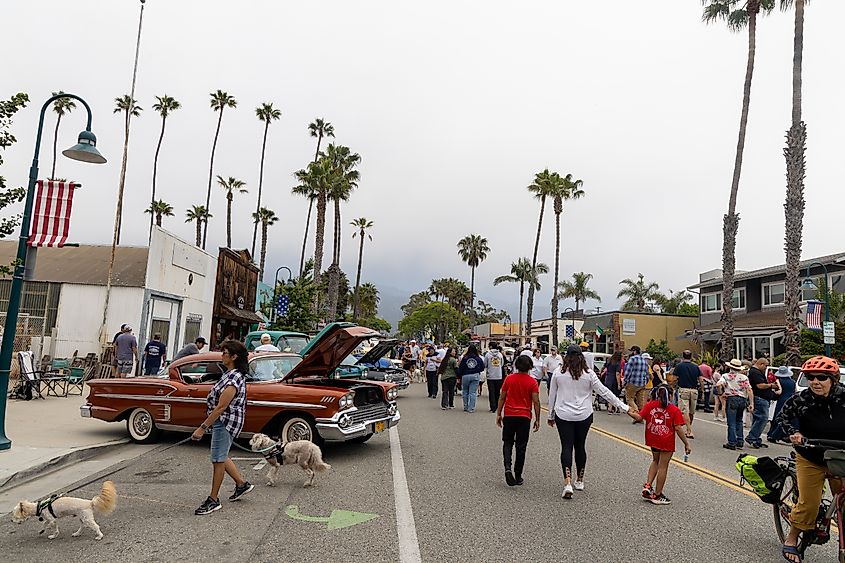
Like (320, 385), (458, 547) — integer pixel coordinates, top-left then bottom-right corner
(51, 115), (62, 179)
(352, 230), (365, 320)
(525, 196), (546, 337)
(518, 284), (524, 343)
(313, 189), (327, 316)
(470, 266), (476, 310)
(150, 116), (166, 241)
(252, 121), (270, 257)
(226, 193), (233, 248)
(299, 133), (324, 277)
(115, 114), (131, 245)
(325, 198), (343, 320)
(203, 109), (224, 249)
(783, 0), (806, 366)
(551, 212), (561, 348)
(260, 221), (268, 281)
(195, 219), (201, 246)
(719, 5), (759, 358)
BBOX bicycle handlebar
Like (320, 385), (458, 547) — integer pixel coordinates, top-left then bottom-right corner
(801, 438), (845, 449)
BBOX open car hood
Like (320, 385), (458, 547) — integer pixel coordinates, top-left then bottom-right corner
(356, 339), (398, 366)
(283, 324), (382, 381)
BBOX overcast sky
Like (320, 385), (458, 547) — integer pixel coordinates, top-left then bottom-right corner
(5, 1), (845, 325)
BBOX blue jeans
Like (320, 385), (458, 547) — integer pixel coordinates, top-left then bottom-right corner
(747, 396), (770, 445)
(462, 373), (480, 411)
(726, 396), (747, 446)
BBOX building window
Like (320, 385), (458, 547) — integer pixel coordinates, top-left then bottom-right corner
(702, 293), (721, 313)
(763, 282), (785, 306)
(732, 288), (746, 310)
(184, 315), (202, 346)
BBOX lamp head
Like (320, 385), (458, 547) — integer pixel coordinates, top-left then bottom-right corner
(802, 278), (817, 290)
(62, 130), (107, 164)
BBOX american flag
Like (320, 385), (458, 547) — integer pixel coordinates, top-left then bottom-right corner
(565, 324), (574, 338)
(276, 295), (290, 317)
(806, 300), (823, 331)
(28, 180), (77, 247)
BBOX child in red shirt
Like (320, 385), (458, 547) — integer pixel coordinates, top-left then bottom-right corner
(629, 385), (691, 505)
(496, 355), (541, 486)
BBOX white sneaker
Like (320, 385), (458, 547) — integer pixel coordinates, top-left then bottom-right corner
(562, 484), (573, 499)
(573, 480), (584, 491)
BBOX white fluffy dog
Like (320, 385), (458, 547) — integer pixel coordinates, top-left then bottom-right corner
(411, 368), (422, 383)
(12, 481), (117, 540)
(249, 433), (331, 487)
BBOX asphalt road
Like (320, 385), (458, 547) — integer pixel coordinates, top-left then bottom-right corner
(1, 382), (840, 562)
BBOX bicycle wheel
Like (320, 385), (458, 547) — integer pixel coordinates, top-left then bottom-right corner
(774, 469), (799, 543)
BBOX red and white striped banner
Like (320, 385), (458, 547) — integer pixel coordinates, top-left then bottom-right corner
(27, 180), (78, 247)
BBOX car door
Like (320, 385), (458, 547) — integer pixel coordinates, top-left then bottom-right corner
(169, 360), (226, 427)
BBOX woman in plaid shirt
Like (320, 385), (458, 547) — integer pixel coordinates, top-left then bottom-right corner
(191, 340), (254, 515)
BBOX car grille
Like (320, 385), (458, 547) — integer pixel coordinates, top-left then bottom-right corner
(349, 403), (389, 425)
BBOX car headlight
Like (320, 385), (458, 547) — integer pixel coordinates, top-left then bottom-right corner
(387, 388), (398, 400)
(339, 392), (355, 410)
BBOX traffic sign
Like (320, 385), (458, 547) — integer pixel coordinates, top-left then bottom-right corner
(823, 321), (835, 345)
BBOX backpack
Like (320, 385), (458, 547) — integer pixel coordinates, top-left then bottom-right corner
(735, 454), (785, 504)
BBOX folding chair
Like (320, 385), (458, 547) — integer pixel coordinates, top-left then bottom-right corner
(14, 351), (46, 400)
(43, 358), (70, 397)
(64, 367), (86, 396)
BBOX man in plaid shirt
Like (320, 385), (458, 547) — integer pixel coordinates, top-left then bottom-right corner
(623, 346), (649, 415)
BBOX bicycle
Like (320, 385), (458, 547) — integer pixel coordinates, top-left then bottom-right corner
(772, 438), (845, 562)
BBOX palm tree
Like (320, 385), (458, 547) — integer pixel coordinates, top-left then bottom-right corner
(150, 95), (181, 240)
(185, 205), (212, 247)
(217, 176), (247, 248)
(357, 282), (380, 319)
(350, 217), (374, 320)
(299, 119), (335, 276)
(494, 258), (548, 341)
(50, 92), (75, 179)
(251, 102), (282, 257)
(113, 94), (143, 245)
(617, 274), (662, 312)
(549, 173), (585, 347)
(558, 272), (601, 312)
(203, 90), (237, 249)
(781, 0), (807, 366)
(324, 144), (361, 319)
(702, 0), (774, 356)
(525, 169), (555, 336)
(656, 290), (694, 315)
(293, 158), (333, 294)
(457, 234), (490, 309)
(144, 199), (174, 228)
(252, 207), (278, 281)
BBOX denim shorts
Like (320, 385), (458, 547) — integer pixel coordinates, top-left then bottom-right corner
(210, 421), (233, 463)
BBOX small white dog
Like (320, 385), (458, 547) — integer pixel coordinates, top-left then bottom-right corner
(412, 368), (422, 383)
(249, 433), (331, 487)
(12, 481), (117, 540)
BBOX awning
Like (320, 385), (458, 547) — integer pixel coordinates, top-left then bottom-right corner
(219, 304), (264, 324)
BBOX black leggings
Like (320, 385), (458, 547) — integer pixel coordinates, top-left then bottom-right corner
(554, 414), (593, 480)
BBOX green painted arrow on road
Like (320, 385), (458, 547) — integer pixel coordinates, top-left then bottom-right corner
(284, 505), (379, 530)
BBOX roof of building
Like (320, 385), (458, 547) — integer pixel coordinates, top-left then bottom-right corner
(0, 242), (148, 287)
(696, 307), (788, 333)
(689, 252), (845, 290)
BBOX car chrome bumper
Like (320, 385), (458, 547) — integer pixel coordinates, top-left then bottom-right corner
(80, 404), (92, 418)
(316, 411), (401, 441)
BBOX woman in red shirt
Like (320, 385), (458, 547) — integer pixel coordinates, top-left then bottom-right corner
(629, 385), (691, 505)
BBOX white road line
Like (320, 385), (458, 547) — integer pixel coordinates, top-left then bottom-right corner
(389, 426), (422, 563)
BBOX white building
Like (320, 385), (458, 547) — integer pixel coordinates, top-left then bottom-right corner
(0, 227), (216, 360)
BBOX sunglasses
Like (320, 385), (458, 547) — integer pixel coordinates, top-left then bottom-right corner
(805, 373), (831, 382)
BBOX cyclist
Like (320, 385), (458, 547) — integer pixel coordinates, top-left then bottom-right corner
(774, 355), (845, 563)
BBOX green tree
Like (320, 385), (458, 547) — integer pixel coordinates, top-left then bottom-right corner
(272, 262), (320, 333)
(324, 144), (361, 320)
(357, 282), (380, 319)
(645, 339), (676, 365)
(473, 300), (509, 324)
(617, 273), (661, 312)
(185, 205), (211, 247)
(557, 272), (601, 313)
(144, 199), (174, 228)
(217, 175), (247, 248)
(204, 90), (237, 249)
(150, 95), (181, 238)
(251, 102), (282, 256)
(494, 258), (547, 339)
(399, 301), (466, 343)
(702, 0), (775, 354)
(525, 169), (556, 336)
(457, 234), (490, 309)
(401, 291), (431, 318)
(113, 94), (142, 244)
(656, 289), (695, 315)
(49, 92), (75, 179)
(252, 207), (278, 281)
(549, 173), (585, 346)
(298, 119), (335, 276)
(292, 158), (333, 291)
(359, 316), (391, 333)
(428, 278), (472, 314)
(350, 217), (374, 320)
(0, 93), (29, 275)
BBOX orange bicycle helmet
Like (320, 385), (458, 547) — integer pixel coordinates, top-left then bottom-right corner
(800, 355), (840, 375)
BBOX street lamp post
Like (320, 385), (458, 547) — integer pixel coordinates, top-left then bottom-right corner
(562, 307), (577, 345)
(802, 262), (831, 357)
(271, 266), (293, 324)
(0, 93), (106, 450)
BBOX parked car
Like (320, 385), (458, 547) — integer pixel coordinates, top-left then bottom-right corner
(301, 322), (368, 379)
(82, 325), (400, 445)
(795, 366), (845, 394)
(244, 329), (310, 354)
(591, 352), (612, 374)
(351, 339), (410, 390)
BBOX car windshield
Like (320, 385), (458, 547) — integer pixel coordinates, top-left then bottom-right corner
(279, 335), (309, 354)
(340, 354), (359, 367)
(248, 356), (302, 381)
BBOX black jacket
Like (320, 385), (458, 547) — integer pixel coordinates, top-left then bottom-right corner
(775, 383), (845, 465)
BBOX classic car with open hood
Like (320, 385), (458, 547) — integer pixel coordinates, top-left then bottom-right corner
(347, 339), (410, 390)
(81, 325), (400, 444)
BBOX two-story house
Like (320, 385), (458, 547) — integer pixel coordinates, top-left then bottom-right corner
(687, 252), (845, 360)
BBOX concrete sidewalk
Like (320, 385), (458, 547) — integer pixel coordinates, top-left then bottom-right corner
(0, 391), (129, 491)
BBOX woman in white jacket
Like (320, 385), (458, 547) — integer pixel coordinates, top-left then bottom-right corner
(548, 345), (637, 499)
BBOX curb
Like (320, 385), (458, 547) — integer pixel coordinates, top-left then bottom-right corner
(0, 438), (130, 493)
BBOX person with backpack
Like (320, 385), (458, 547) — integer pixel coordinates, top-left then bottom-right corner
(628, 385), (691, 505)
(774, 356), (845, 563)
(496, 354), (541, 486)
(484, 343), (506, 413)
(457, 345), (485, 413)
